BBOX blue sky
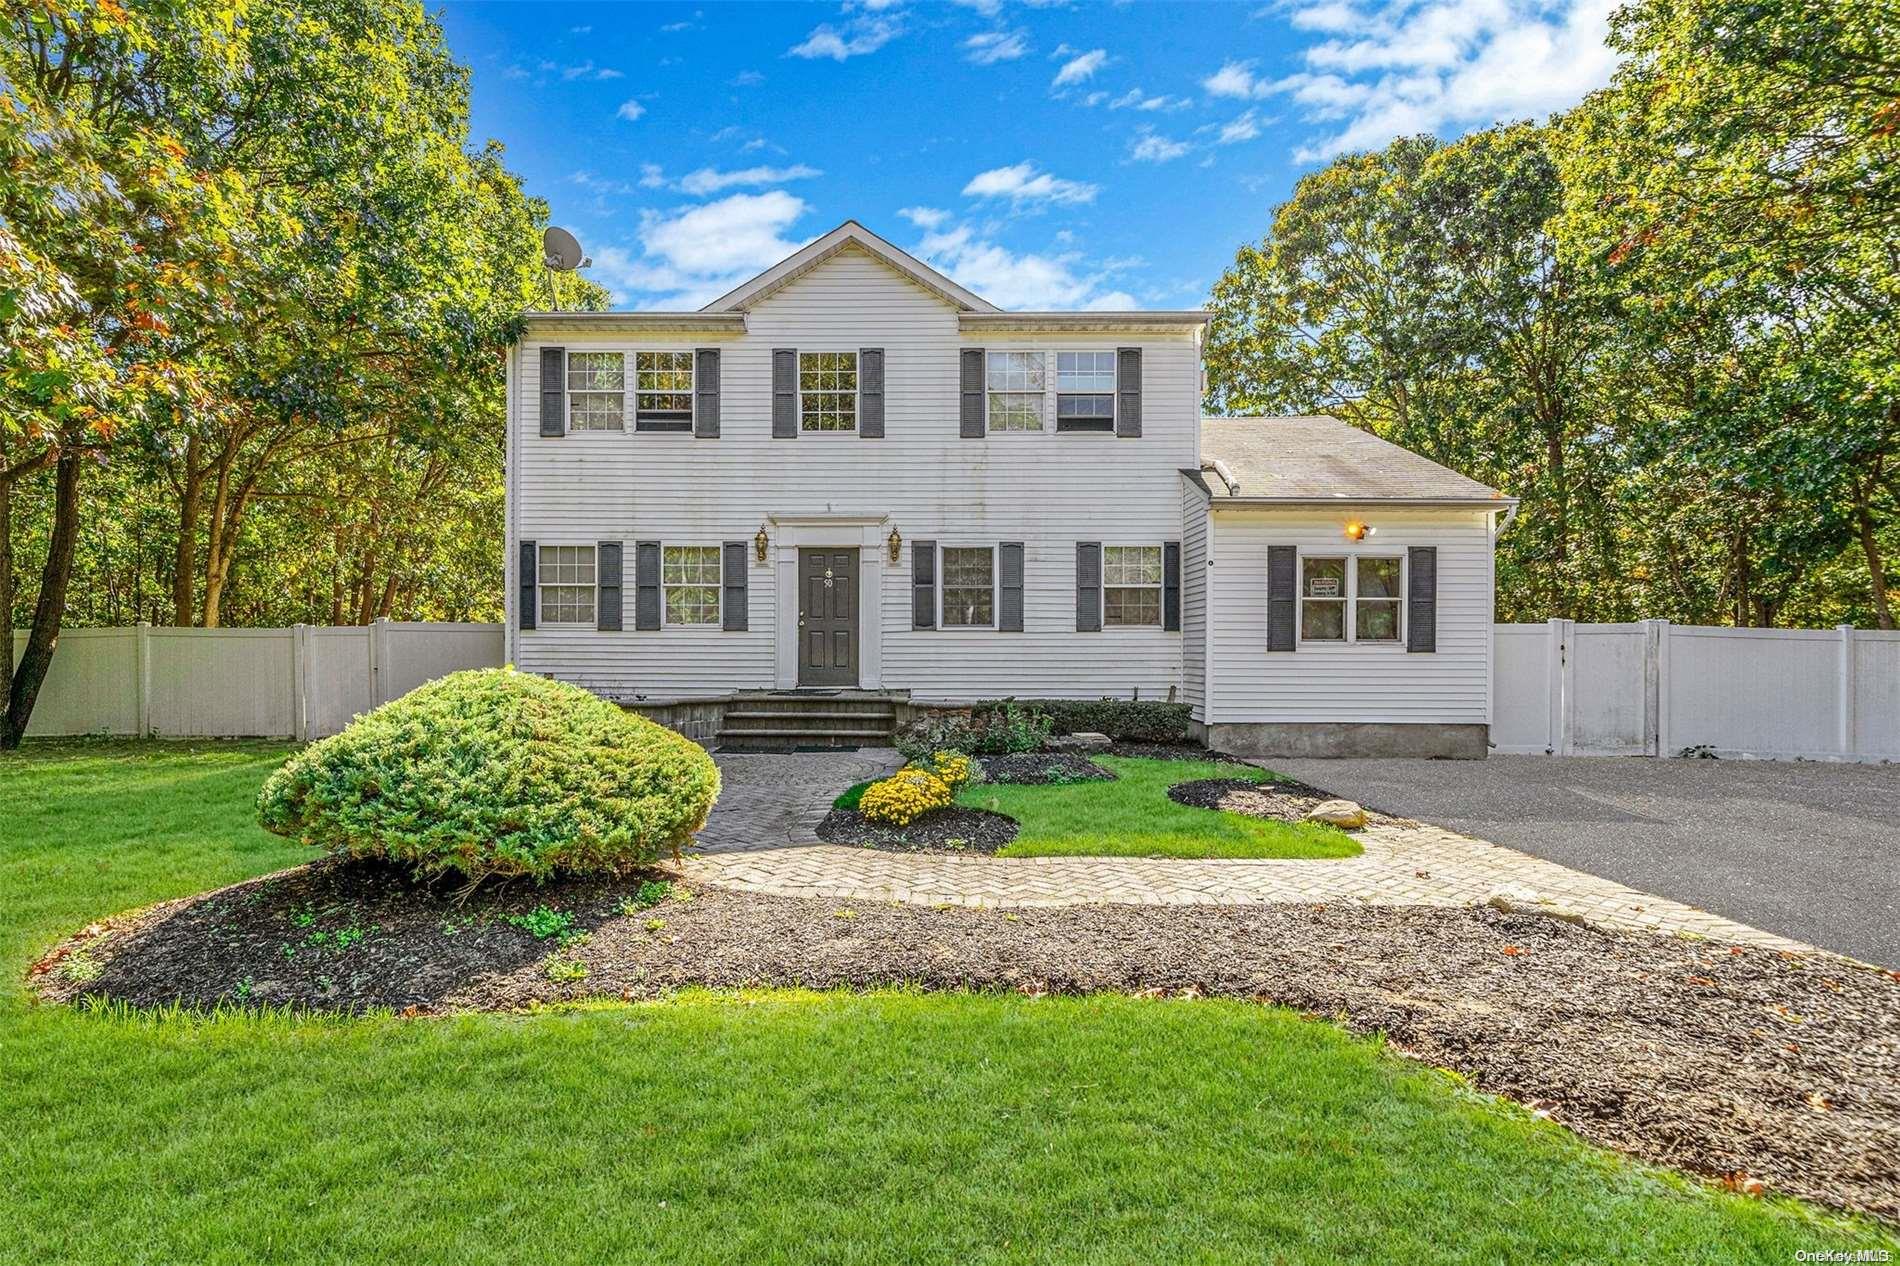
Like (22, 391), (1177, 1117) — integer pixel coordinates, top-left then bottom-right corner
(440, 0), (1618, 311)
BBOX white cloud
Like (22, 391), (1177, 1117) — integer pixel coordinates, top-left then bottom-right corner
(1129, 131), (1190, 163)
(1218, 110), (1262, 143)
(677, 164), (822, 196)
(592, 191), (815, 308)
(1210, 0), (1620, 160)
(560, 61), (623, 81)
(615, 99), (646, 122)
(910, 223), (1133, 310)
(964, 29), (1029, 64)
(898, 206), (951, 229)
(639, 163), (667, 189)
(731, 69), (765, 86)
(1108, 87), (1186, 111)
(962, 161), (1098, 206)
(788, 13), (902, 60)
(659, 20), (693, 32)
(1052, 48), (1107, 87)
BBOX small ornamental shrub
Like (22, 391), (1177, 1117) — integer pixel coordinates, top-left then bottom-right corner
(257, 668), (720, 883)
(895, 705), (1050, 760)
(857, 767), (952, 827)
(976, 698), (1192, 744)
(914, 749), (973, 791)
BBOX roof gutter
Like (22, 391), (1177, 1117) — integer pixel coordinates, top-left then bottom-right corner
(960, 311), (1211, 332)
(518, 311), (749, 335)
(1212, 495), (1520, 509)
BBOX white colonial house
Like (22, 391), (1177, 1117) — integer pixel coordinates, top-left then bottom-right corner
(505, 221), (1514, 757)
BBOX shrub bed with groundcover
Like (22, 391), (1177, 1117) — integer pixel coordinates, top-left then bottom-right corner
(257, 668), (720, 882)
(975, 698), (1194, 744)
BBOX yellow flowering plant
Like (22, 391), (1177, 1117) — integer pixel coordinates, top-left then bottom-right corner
(915, 749), (973, 791)
(857, 767), (952, 827)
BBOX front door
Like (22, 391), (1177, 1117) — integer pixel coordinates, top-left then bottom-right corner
(798, 547), (859, 686)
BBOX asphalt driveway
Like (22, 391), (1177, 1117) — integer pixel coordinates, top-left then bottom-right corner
(1267, 754), (1900, 967)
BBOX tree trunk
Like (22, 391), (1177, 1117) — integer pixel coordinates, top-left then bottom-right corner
(172, 434), (203, 625)
(2, 448), (82, 750)
(1857, 491), (1895, 630)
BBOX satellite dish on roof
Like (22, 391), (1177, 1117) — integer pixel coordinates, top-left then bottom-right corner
(543, 226), (587, 271)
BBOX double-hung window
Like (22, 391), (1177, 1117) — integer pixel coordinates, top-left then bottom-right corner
(1301, 556), (1403, 643)
(986, 352), (1044, 432)
(567, 353), (625, 431)
(634, 351), (693, 431)
(940, 546), (996, 627)
(1056, 352), (1116, 432)
(799, 351), (857, 431)
(1103, 545), (1163, 626)
(537, 544), (596, 624)
(662, 545), (721, 625)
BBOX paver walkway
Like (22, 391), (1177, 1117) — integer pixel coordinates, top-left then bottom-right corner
(684, 749), (1819, 954)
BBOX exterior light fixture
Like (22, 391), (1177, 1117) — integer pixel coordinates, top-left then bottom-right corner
(887, 525), (902, 563)
(1344, 520), (1375, 542)
(754, 523), (770, 563)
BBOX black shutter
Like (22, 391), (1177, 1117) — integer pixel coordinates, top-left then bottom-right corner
(999, 542), (1024, 632)
(634, 541), (662, 631)
(1115, 346), (1142, 438)
(1163, 540), (1181, 632)
(518, 540), (537, 630)
(722, 540), (748, 631)
(912, 541), (936, 629)
(772, 348), (797, 438)
(694, 348), (720, 438)
(959, 347), (985, 438)
(539, 347), (566, 437)
(596, 541), (623, 631)
(1407, 546), (1437, 653)
(859, 347), (884, 438)
(1267, 545), (1297, 652)
(1076, 542), (1101, 632)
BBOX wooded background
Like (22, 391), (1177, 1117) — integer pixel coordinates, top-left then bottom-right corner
(3, 0), (1895, 746)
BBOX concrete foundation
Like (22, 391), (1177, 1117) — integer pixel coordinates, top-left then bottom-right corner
(1201, 721), (1489, 760)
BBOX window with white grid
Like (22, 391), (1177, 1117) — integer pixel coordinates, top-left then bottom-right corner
(798, 351), (857, 432)
(986, 351), (1045, 432)
(635, 351), (693, 431)
(537, 545), (596, 624)
(662, 545), (721, 625)
(1103, 545), (1162, 626)
(567, 353), (625, 431)
(1056, 351), (1115, 432)
(1299, 556), (1403, 643)
(941, 546), (996, 627)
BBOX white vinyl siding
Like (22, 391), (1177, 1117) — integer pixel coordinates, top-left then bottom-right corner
(1181, 477), (1209, 719)
(1206, 507), (1493, 725)
(508, 244), (1197, 699)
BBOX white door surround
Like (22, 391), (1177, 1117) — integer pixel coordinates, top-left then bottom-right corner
(767, 512), (889, 690)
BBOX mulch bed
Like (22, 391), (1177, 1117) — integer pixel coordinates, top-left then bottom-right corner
(1169, 777), (1412, 827)
(31, 861), (1900, 1222)
(815, 805), (1019, 854)
(977, 751), (1116, 784)
(1102, 740), (1253, 763)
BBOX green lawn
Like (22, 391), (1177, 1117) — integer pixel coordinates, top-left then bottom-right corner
(1, 741), (1888, 1264)
(959, 756), (1362, 860)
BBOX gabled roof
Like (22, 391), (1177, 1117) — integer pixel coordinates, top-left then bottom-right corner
(700, 220), (1002, 314)
(1200, 416), (1512, 506)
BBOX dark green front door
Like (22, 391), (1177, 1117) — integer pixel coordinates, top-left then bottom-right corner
(798, 548), (858, 686)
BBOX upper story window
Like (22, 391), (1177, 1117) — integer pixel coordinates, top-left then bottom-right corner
(1301, 555), (1403, 643)
(799, 351), (857, 432)
(941, 546), (996, 627)
(635, 351), (693, 432)
(987, 352), (1044, 432)
(567, 353), (625, 431)
(662, 544), (721, 625)
(1103, 545), (1162, 626)
(1056, 352), (1115, 432)
(537, 544), (596, 624)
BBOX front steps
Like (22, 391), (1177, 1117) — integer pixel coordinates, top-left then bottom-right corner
(715, 690), (902, 751)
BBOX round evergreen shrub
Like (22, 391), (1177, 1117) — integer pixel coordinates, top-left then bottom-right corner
(257, 668), (720, 882)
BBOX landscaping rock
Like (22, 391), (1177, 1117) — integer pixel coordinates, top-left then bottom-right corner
(1048, 731), (1112, 753)
(1303, 798), (1369, 829)
(1486, 886), (1589, 925)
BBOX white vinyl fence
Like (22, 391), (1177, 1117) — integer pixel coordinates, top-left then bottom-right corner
(11, 622), (503, 741)
(1493, 620), (1900, 761)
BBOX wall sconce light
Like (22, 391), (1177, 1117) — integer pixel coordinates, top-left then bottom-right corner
(1344, 520), (1376, 542)
(887, 525), (903, 563)
(754, 523), (770, 563)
